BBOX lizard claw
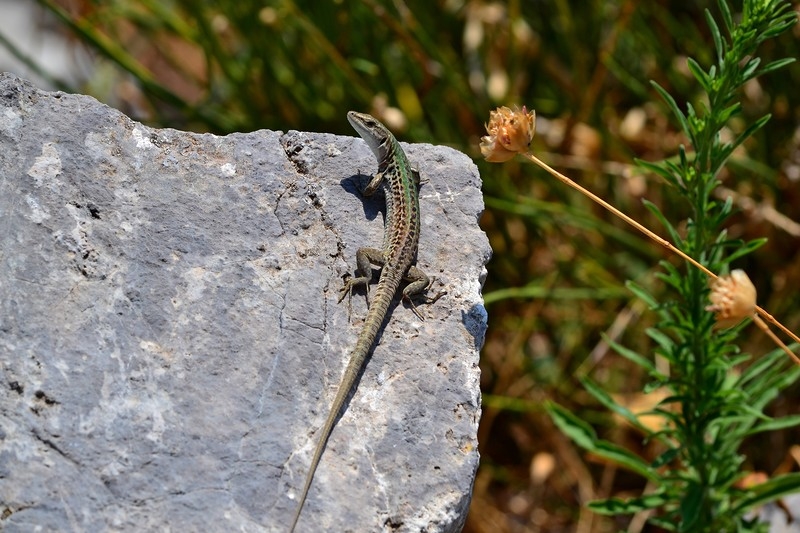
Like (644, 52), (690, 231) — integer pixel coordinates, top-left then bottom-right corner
(404, 289), (447, 321)
(338, 277), (354, 321)
(337, 278), (352, 304)
(405, 294), (425, 321)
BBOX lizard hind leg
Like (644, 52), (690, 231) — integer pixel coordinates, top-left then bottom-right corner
(338, 247), (386, 317)
(402, 265), (447, 320)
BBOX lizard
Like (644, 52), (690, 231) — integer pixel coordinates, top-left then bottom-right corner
(288, 111), (444, 532)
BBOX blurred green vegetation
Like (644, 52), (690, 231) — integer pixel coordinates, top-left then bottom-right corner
(9, 0), (800, 531)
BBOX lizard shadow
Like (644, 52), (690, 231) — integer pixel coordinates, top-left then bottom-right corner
(339, 173), (384, 221)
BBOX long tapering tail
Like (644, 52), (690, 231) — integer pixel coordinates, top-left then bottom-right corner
(289, 268), (404, 532)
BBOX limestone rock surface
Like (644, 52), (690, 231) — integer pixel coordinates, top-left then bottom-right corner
(0, 72), (489, 532)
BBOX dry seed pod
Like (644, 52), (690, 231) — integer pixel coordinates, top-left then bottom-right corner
(706, 270), (757, 328)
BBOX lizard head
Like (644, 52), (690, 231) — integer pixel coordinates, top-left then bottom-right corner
(347, 111), (394, 162)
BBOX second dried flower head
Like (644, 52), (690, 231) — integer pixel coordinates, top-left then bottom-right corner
(706, 270), (757, 328)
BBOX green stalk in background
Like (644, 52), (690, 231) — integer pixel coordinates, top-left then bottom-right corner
(549, 1), (800, 531)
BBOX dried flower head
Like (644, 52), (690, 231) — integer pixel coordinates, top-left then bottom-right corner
(705, 270), (757, 327)
(480, 106), (536, 162)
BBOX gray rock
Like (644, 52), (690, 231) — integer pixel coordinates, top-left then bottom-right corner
(0, 72), (488, 532)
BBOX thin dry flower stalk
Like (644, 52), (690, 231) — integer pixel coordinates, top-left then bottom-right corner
(481, 106), (800, 363)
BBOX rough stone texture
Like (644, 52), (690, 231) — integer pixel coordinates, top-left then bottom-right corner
(0, 72), (489, 532)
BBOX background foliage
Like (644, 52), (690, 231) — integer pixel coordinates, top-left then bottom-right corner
(5, 1), (800, 531)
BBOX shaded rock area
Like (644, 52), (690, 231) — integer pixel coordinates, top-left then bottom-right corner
(0, 72), (489, 532)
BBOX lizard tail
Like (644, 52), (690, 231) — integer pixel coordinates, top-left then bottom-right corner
(289, 268), (404, 532)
